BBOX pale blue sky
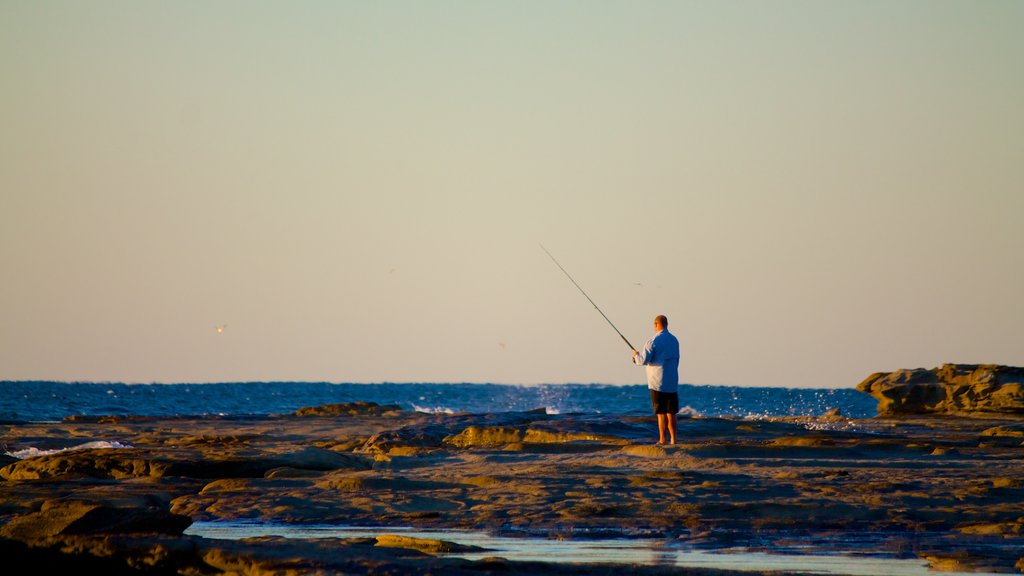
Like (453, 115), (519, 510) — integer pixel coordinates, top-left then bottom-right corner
(2, 1), (1021, 387)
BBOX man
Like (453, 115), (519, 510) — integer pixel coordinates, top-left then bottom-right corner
(632, 315), (680, 445)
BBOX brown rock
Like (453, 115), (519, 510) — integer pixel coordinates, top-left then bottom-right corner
(820, 407), (844, 421)
(0, 446), (370, 481)
(443, 426), (523, 447)
(0, 500), (191, 540)
(856, 364), (1024, 416)
(621, 444), (667, 458)
(992, 477), (1022, 489)
(360, 425), (446, 453)
(522, 429), (621, 443)
(263, 446), (372, 471)
(442, 426), (620, 449)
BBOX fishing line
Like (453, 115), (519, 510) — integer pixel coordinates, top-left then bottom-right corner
(539, 243), (636, 351)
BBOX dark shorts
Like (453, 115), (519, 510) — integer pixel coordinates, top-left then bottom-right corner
(649, 389), (679, 415)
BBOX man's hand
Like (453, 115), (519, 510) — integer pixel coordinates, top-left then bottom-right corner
(631, 349), (639, 358)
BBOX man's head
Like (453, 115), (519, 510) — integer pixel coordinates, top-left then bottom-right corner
(654, 315), (668, 331)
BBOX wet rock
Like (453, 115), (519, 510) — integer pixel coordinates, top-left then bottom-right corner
(991, 477), (1023, 489)
(857, 364), (1024, 416)
(374, 534), (485, 554)
(981, 425), (1024, 438)
(921, 550), (1013, 574)
(768, 436), (830, 447)
(63, 415), (128, 423)
(0, 534), (204, 574)
(0, 448), (175, 480)
(476, 556), (513, 570)
(293, 402), (402, 416)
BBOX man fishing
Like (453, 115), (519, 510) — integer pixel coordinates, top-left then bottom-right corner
(539, 246), (681, 444)
(632, 315), (680, 445)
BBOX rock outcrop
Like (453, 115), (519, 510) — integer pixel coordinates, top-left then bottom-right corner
(293, 402), (401, 417)
(0, 500), (191, 539)
(857, 364), (1024, 417)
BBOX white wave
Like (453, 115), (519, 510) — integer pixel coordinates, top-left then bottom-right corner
(410, 404), (455, 414)
(4, 440), (133, 460)
(545, 407), (560, 415)
(803, 420), (861, 432)
(678, 405), (701, 417)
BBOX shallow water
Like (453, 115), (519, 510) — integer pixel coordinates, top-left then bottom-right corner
(185, 522), (1004, 576)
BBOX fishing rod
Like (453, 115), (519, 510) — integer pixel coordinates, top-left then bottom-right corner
(539, 243), (637, 352)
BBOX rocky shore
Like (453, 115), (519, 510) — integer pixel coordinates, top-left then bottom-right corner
(857, 364), (1024, 417)
(3, 381), (1024, 574)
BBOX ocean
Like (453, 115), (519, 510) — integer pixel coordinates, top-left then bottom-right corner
(0, 381), (877, 422)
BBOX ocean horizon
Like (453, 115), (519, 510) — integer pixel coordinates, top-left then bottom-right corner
(1, 381), (877, 422)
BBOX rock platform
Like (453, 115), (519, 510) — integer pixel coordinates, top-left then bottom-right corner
(2, 400), (1023, 574)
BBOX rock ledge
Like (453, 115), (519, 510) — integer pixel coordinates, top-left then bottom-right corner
(857, 364), (1024, 417)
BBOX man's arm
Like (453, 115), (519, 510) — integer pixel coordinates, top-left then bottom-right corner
(632, 339), (655, 365)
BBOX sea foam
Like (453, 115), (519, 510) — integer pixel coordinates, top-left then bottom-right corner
(4, 440), (133, 460)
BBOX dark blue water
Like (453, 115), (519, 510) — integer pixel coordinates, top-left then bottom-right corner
(0, 381), (876, 422)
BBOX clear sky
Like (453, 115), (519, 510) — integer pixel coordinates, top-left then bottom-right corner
(2, 1), (1021, 388)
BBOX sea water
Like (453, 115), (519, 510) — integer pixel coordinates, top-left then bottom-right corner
(185, 522), (1006, 576)
(0, 381), (875, 422)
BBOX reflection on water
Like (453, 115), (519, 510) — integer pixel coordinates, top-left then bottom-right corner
(185, 522), (1003, 576)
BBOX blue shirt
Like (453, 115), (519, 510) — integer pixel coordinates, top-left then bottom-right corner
(633, 329), (680, 393)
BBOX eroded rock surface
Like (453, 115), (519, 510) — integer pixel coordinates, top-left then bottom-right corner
(857, 363), (1024, 416)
